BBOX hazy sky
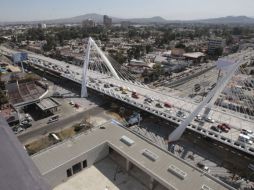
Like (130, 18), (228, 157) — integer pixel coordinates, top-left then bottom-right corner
(1, 0), (254, 22)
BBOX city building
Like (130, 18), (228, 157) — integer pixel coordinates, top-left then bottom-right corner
(171, 48), (185, 58)
(38, 23), (47, 29)
(183, 52), (205, 63)
(82, 19), (96, 28)
(103, 15), (112, 27)
(208, 38), (225, 55)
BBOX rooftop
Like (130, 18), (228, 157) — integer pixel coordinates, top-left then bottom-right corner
(183, 52), (205, 59)
(32, 121), (233, 190)
(36, 98), (59, 111)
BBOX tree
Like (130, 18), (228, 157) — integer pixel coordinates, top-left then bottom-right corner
(213, 47), (223, 57)
(175, 43), (186, 49)
(43, 36), (56, 52)
(0, 90), (8, 108)
(145, 45), (153, 54)
(152, 63), (163, 77)
(111, 51), (127, 65)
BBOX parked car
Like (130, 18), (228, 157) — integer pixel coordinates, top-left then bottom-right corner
(21, 123), (32, 129)
(221, 123), (231, 130)
(241, 129), (253, 135)
(48, 115), (60, 124)
(197, 162), (209, 172)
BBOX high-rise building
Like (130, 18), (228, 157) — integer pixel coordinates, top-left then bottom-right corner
(38, 23), (47, 29)
(208, 38), (225, 55)
(103, 15), (112, 27)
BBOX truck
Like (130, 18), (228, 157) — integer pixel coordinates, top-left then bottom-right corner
(127, 113), (142, 126)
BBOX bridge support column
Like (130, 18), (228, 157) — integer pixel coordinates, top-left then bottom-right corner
(81, 38), (91, 98)
(126, 160), (131, 172)
(149, 176), (154, 190)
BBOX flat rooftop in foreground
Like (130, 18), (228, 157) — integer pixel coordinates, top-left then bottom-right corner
(54, 157), (147, 190)
(32, 121), (233, 190)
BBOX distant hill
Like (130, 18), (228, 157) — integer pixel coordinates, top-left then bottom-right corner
(193, 16), (254, 24)
(40, 14), (168, 24)
(1, 14), (254, 25)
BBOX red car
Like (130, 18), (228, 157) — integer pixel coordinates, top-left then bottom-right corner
(221, 123), (231, 130)
(132, 92), (139, 99)
(164, 102), (173, 108)
(74, 103), (80, 108)
(217, 124), (229, 133)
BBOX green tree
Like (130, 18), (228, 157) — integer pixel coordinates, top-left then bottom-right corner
(0, 90), (8, 108)
(175, 43), (186, 49)
(213, 47), (223, 57)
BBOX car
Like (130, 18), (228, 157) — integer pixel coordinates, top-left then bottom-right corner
(217, 124), (229, 133)
(241, 129), (253, 135)
(69, 101), (74, 105)
(48, 115), (60, 124)
(221, 123), (231, 130)
(21, 120), (29, 125)
(109, 84), (114, 87)
(210, 125), (221, 133)
(15, 127), (24, 134)
(22, 123), (32, 129)
(121, 90), (127, 94)
(132, 92), (139, 99)
(165, 109), (173, 114)
(205, 117), (215, 123)
(155, 103), (163, 108)
(194, 114), (202, 122)
(176, 110), (186, 118)
(144, 98), (153, 103)
(144, 101), (151, 106)
(74, 103), (80, 108)
(104, 84), (110, 88)
(164, 102), (172, 108)
(197, 162), (209, 172)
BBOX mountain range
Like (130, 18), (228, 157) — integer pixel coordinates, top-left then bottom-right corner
(1, 14), (254, 25)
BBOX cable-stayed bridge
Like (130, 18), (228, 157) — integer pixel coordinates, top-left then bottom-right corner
(1, 38), (254, 156)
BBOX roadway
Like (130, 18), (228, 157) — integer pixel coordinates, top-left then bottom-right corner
(1, 45), (254, 156)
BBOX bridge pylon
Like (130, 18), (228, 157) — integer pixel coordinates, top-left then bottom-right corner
(81, 37), (120, 98)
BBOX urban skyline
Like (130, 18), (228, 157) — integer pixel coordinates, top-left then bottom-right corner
(0, 0), (254, 22)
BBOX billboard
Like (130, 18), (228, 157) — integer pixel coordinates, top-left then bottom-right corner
(13, 52), (28, 63)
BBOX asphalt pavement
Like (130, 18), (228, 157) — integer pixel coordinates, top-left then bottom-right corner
(18, 106), (106, 144)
